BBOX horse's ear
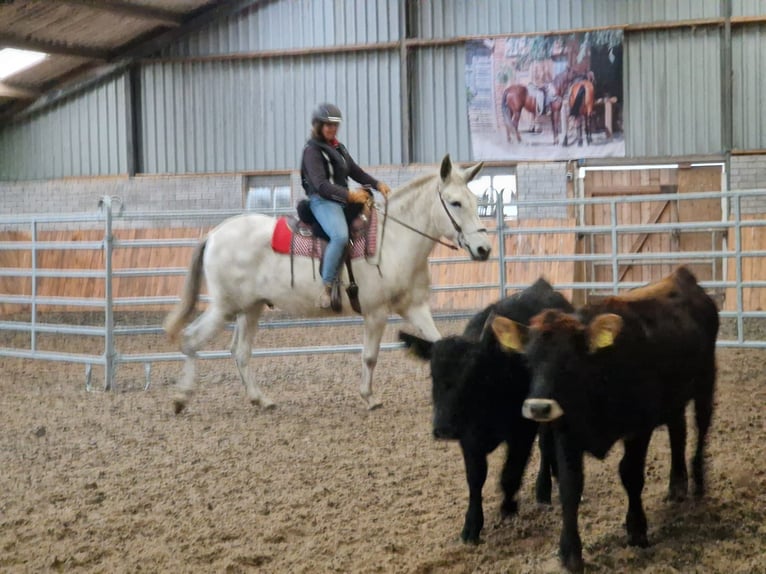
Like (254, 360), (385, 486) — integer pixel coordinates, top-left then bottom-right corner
(440, 154), (453, 181)
(465, 161), (484, 183)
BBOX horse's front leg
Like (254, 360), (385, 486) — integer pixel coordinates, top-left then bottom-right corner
(551, 107), (559, 145)
(402, 301), (442, 342)
(361, 309), (387, 410)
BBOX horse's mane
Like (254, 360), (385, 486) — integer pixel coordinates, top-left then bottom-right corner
(389, 171), (437, 199)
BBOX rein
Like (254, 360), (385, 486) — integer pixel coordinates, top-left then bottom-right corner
(375, 202), (459, 250)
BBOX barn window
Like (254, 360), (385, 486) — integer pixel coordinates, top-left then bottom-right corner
(245, 175), (293, 214)
(469, 173), (517, 220)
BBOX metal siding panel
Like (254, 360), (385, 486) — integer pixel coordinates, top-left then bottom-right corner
(733, 25), (766, 150)
(415, 0), (721, 38)
(411, 46), (468, 163)
(626, 29), (720, 157)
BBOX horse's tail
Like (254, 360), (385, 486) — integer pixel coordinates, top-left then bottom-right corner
(570, 84), (585, 118)
(163, 237), (207, 343)
(501, 87), (511, 122)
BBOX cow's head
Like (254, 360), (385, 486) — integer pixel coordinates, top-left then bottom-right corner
(399, 332), (473, 440)
(399, 320), (527, 441)
(491, 310), (624, 423)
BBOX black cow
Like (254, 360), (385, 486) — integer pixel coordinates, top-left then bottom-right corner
(399, 278), (573, 543)
(493, 267), (718, 572)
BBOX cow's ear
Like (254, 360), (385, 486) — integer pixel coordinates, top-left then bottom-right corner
(399, 331), (433, 360)
(490, 315), (527, 353)
(587, 313), (623, 353)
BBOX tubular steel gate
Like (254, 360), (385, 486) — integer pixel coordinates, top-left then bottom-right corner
(1, 190), (765, 391)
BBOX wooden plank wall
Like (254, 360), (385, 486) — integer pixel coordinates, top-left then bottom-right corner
(429, 218), (577, 311)
(0, 228), (210, 315)
(724, 215), (766, 312)
(1, 220), (577, 316)
(585, 168), (680, 287)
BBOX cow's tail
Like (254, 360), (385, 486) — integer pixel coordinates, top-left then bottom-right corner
(570, 85), (585, 118)
(163, 238), (207, 343)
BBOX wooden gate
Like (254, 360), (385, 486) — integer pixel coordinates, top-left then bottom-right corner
(582, 165), (722, 294)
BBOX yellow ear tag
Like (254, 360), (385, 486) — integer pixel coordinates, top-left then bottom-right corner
(491, 316), (524, 352)
(592, 329), (615, 350)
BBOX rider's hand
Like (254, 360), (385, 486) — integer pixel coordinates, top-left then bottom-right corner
(377, 182), (392, 197)
(348, 188), (370, 204)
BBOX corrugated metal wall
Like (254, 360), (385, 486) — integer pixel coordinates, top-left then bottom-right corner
(0, 74), (128, 180)
(414, 0), (720, 38)
(624, 27), (722, 156)
(139, 51), (401, 173)
(4, 0), (766, 181)
(732, 25), (766, 150)
(411, 46), (472, 163)
(165, 0), (399, 55)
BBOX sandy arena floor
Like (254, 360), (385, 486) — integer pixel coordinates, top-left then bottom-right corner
(1, 320), (765, 573)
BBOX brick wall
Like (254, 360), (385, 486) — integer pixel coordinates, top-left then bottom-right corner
(516, 161), (568, 219)
(730, 155), (766, 214)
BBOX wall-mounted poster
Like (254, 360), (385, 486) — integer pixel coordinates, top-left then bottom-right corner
(466, 30), (624, 161)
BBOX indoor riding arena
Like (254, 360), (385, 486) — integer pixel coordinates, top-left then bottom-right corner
(1, 2), (766, 573)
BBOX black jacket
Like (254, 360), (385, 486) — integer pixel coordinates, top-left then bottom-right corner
(300, 137), (378, 204)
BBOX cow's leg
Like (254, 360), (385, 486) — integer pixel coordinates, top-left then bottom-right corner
(666, 412), (688, 501)
(500, 418), (538, 517)
(360, 309), (387, 410)
(619, 432), (652, 548)
(460, 445), (488, 543)
(535, 424), (556, 505)
(231, 304), (274, 409)
(174, 305), (227, 414)
(555, 433), (585, 573)
(692, 369), (716, 497)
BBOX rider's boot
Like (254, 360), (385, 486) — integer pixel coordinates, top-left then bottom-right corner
(317, 282), (332, 309)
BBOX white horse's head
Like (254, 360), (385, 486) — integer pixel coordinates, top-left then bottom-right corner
(435, 154), (492, 261)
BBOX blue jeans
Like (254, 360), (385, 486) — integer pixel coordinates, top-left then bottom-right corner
(309, 194), (349, 285)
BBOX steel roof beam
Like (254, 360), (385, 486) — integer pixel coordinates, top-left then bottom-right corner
(55, 0), (183, 28)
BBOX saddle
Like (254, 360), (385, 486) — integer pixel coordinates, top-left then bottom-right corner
(270, 199), (378, 313)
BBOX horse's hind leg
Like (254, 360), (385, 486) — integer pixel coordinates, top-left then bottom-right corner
(231, 304), (274, 409)
(174, 305), (227, 414)
(360, 310), (387, 410)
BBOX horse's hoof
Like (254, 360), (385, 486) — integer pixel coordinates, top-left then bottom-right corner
(173, 398), (186, 415)
(362, 395), (383, 410)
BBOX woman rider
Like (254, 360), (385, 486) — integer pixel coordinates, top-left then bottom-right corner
(300, 103), (391, 309)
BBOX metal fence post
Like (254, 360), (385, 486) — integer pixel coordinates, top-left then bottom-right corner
(610, 200), (619, 294)
(496, 188), (507, 300)
(100, 196), (117, 391)
(31, 220), (37, 352)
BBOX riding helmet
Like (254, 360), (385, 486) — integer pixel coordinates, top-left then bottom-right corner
(312, 103), (342, 125)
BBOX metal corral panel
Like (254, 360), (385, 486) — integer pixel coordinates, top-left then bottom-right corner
(0, 75), (128, 180)
(411, 46), (472, 164)
(732, 25), (766, 150)
(165, 0), (399, 57)
(415, 0), (720, 38)
(139, 53), (401, 173)
(624, 27), (721, 157)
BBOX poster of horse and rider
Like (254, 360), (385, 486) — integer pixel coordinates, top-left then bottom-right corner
(466, 30), (624, 161)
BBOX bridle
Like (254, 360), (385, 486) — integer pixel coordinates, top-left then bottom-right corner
(374, 183), (487, 251)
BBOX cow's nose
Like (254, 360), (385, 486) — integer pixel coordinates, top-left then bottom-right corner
(531, 402), (551, 418)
